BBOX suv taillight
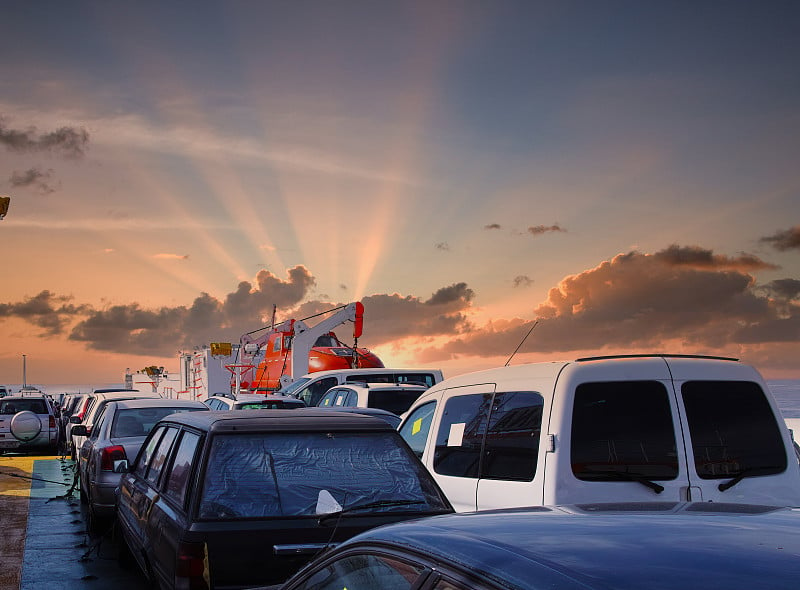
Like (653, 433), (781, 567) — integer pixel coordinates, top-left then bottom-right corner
(175, 540), (209, 590)
(100, 445), (127, 471)
(49, 416), (56, 429)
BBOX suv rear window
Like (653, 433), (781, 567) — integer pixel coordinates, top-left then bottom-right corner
(571, 381), (679, 481)
(199, 432), (449, 520)
(368, 390), (424, 415)
(681, 380), (787, 479)
(0, 399), (48, 414)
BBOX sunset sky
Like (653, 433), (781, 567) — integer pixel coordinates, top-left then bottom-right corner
(1, 1), (799, 385)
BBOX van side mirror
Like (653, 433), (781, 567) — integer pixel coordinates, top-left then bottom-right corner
(113, 459), (129, 473)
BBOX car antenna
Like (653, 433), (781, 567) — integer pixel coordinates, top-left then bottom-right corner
(504, 320), (538, 367)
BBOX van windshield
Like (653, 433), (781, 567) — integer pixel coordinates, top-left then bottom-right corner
(278, 378), (311, 396)
(198, 432), (450, 520)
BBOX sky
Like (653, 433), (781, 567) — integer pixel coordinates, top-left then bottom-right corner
(1, 0), (799, 385)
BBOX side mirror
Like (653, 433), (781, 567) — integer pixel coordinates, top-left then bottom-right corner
(71, 425), (88, 436)
(69, 416), (82, 424)
(113, 459), (129, 473)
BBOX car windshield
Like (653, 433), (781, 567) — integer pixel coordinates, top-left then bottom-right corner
(199, 432), (449, 520)
(111, 407), (206, 438)
(0, 399), (48, 414)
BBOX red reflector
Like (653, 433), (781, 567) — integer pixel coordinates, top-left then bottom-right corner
(176, 541), (209, 590)
(100, 445), (127, 471)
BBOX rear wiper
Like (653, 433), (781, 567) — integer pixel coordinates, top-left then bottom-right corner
(318, 499), (426, 524)
(718, 466), (785, 492)
(581, 470), (665, 494)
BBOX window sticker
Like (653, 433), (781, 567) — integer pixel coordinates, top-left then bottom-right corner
(412, 418), (422, 435)
(448, 423), (465, 447)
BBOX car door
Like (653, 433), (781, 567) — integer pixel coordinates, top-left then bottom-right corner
(118, 425), (173, 571)
(80, 405), (108, 492)
(148, 428), (202, 588)
(428, 384), (496, 512)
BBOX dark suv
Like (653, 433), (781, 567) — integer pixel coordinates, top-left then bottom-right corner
(115, 409), (453, 589)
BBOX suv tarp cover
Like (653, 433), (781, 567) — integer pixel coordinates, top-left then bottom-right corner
(199, 432), (444, 519)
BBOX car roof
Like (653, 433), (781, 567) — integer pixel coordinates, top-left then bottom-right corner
(158, 407), (396, 433)
(337, 503), (800, 589)
(111, 398), (208, 409)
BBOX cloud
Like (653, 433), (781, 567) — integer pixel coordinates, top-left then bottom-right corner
(153, 253), (190, 260)
(64, 266), (316, 354)
(760, 226), (800, 252)
(417, 245), (798, 363)
(528, 224), (566, 236)
(10, 167), (56, 193)
(484, 223), (501, 230)
(0, 290), (89, 335)
(654, 244), (777, 271)
(0, 117), (89, 158)
(513, 275), (533, 288)
(1, 250), (796, 376)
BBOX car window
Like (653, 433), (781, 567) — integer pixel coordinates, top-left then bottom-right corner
(394, 373), (437, 387)
(344, 390), (358, 407)
(199, 432), (450, 520)
(163, 430), (201, 507)
(571, 381), (679, 482)
(299, 553), (428, 590)
(334, 390), (350, 406)
(681, 380), (787, 479)
(112, 407), (205, 438)
(434, 394), (488, 478)
(135, 425), (167, 477)
(319, 390), (338, 407)
(145, 427), (179, 486)
(368, 390), (425, 415)
(299, 378), (340, 407)
(400, 402), (436, 458)
(89, 406), (107, 441)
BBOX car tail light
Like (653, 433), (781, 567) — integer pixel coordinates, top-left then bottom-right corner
(49, 416), (56, 429)
(100, 445), (127, 471)
(175, 540), (209, 590)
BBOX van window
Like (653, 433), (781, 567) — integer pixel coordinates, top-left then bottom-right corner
(433, 392), (544, 481)
(681, 381), (787, 479)
(400, 402), (436, 458)
(571, 381), (679, 481)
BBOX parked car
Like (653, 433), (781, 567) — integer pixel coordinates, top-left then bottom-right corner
(69, 389), (160, 458)
(0, 394), (60, 454)
(204, 392), (306, 410)
(317, 383), (427, 416)
(75, 398), (209, 529)
(279, 368), (444, 407)
(116, 409), (453, 589)
(278, 502), (800, 590)
(399, 354), (800, 511)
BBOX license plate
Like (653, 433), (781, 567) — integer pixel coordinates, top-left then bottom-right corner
(0, 440), (20, 448)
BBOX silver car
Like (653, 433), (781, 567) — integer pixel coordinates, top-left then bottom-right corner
(75, 397), (208, 529)
(0, 395), (60, 454)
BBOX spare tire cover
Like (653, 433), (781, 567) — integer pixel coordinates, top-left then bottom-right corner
(10, 411), (43, 441)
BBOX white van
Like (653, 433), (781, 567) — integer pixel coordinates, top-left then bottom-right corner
(278, 368), (444, 407)
(399, 355), (800, 511)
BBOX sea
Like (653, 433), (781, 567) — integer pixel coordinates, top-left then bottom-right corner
(5, 380), (800, 418)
